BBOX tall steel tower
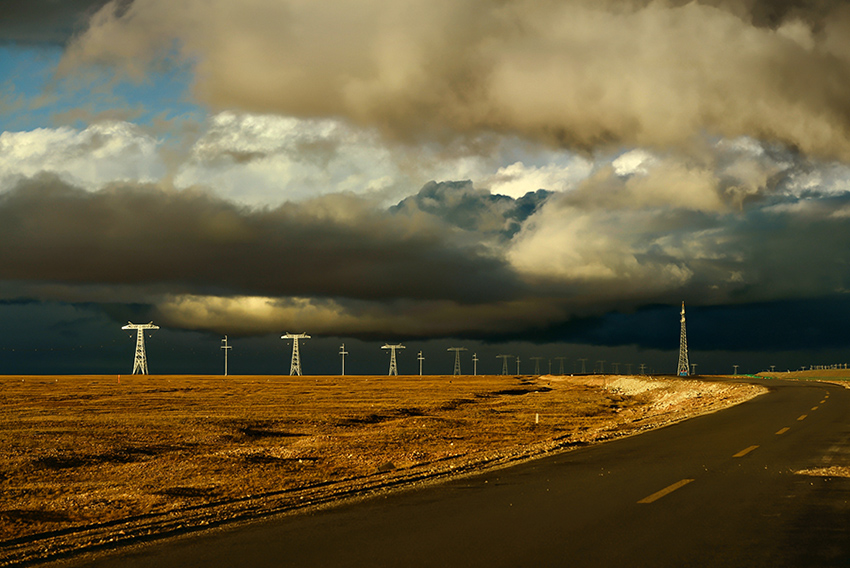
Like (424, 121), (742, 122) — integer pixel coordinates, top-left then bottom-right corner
(282, 333), (310, 376)
(122, 322), (159, 375)
(531, 356), (544, 375)
(677, 302), (690, 377)
(555, 357), (566, 375)
(448, 347), (467, 375)
(497, 354), (511, 375)
(383, 344), (405, 375)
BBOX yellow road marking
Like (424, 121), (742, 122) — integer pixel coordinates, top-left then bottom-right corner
(820, 400), (826, 404)
(812, 406), (819, 411)
(638, 479), (694, 504)
(798, 414), (807, 421)
(776, 427), (790, 435)
(733, 445), (759, 458)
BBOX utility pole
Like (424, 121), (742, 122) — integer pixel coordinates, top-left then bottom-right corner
(690, 363), (697, 376)
(733, 364), (739, 375)
(596, 360), (605, 374)
(418, 351), (424, 376)
(339, 343), (348, 376)
(516, 356), (521, 375)
(626, 363), (633, 375)
(639, 363), (646, 375)
(612, 362), (620, 374)
(221, 335), (232, 376)
(472, 353), (479, 375)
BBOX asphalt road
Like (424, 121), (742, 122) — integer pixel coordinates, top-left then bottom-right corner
(71, 378), (850, 568)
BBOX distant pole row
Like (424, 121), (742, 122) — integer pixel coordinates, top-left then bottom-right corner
(122, 322), (653, 376)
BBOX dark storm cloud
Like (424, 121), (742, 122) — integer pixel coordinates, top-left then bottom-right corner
(392, 180), (551, 240)
(58, 0), (850, 159)
(0, 0), (114, 45)
(535, 296), (850, 353)
(0, 174), (522, 304)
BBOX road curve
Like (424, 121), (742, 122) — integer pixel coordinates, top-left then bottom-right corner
(67, 378), (850, 568)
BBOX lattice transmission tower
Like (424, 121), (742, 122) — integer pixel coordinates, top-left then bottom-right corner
(497, 355), (511, 375)
(383, 344), (405, 375)
(122, 322), (159, 375)
(282, 333), (310, 376)
(555, 357), (567, 375)
(448, 347), (467, 375)
(677, 301), (690, 377)
(531, 357), (544, 375)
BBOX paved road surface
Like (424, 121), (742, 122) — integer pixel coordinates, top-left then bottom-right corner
(70, 378), (850, 567)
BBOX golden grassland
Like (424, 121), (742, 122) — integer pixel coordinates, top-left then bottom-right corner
(0, 373), (763, 565)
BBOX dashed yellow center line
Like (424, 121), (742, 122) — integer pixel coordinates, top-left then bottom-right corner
(638, 479), (694, 504)
(812, 406), (819, 411)
(733, 445), (759, 458)
(820, 400), (826, 404)
(776, 427), (790, 435)
(798, 414), (808, 421)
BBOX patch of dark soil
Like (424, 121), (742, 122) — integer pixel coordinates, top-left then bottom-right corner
(32, 455), (92, 469)
(341, 414), (389, 426)
(238, 426), (304, 438)
(0, 509), (73, 523)
(492, 387), (553, 396)
(439, 398), (475, 410)
(393, 407), (425, 417)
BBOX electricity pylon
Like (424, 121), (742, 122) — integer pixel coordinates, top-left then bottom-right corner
(221, 335), (232, 376)
(531, 356), (544, 375)
(383, 344), (405, 375)
(448, 347), (467, 375)
(497, 355), (511, 375)
(282, 333), (310, 375)
(122, 322), (159, 375)
(677, 301), (690, 377)
(555, 357), (567, 375)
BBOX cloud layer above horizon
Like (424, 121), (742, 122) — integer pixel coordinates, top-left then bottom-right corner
(2, 0), (850, 354)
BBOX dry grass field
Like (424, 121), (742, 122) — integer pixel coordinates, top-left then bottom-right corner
(0, 373), (763, 566)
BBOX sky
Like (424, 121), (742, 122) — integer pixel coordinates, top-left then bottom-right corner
(2, 0), (850, 375)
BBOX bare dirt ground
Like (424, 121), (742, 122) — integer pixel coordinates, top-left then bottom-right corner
(0, 374), (763, 566)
